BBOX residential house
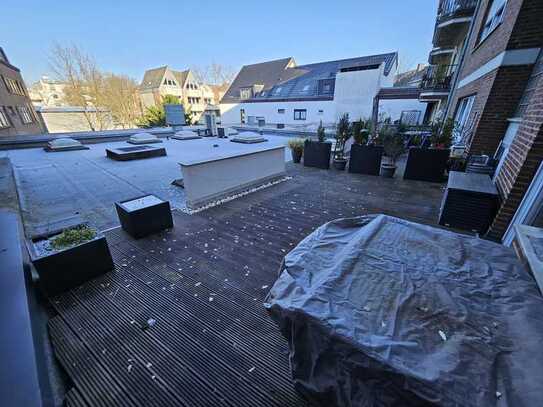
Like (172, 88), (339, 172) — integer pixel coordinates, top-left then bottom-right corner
(139, 66), (217, 122)
(424, 0), (543, 242)
(0, 47), (46, 136)
(28, 76), (69, 107)
(220, 53), (426, 127)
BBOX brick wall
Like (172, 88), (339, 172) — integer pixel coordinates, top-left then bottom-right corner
(469, 65), (533, 155)
(487, 62), (543, 240)
(459, 0), (524, 80)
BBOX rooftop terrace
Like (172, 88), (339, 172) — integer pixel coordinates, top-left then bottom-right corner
(1, 135), (445, 406)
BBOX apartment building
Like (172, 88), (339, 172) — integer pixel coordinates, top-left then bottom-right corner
(0, 47), (46, 136)
(424, 0), (543, 242)
(139, 66), (218, 122)
(220, 53), (430, 127)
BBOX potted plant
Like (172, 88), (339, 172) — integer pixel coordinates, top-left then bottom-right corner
(333, 113), (350, 171)
(380, 128), (405, 178)
(403, 119), (452, 182)
(27, 224), (114, 296)
(349, 119), (384, 175)
(287, 138), (305, 163)
(304, 121), (332, 169)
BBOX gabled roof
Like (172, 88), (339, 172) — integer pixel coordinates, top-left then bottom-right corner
(140, 66), (168, 91)
(221, 52), (398, 104)
(139, 66), (191, 91)
(221, 57), (295, 103)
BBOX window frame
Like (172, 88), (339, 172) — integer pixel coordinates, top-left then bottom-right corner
(277, 108), (285, 114)
(452, 94), (476, 143)
(0, 107), (11, 129)
(17, 105), (34, 124)
(239, 87), (253, 100)
(477, 0), (507, 45)
(293, 109), (307, 121)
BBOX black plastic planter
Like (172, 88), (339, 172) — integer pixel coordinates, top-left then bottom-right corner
(116, 194), (173, 239)
(348, 144), (384, 176)
(27, 228), (114, 297)
(333, 159), (347, 171)
(403, 147), (450, 182)
(291, 149), (302, 163)
(380, 163), (396, 178)
(303, 140), (331, 169)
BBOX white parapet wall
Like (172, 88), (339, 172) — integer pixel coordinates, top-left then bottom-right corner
(179, 145), (286, 209)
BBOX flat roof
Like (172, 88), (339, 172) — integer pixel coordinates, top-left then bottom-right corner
(1, 136), (290, 238)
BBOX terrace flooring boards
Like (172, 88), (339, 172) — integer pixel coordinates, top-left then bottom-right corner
(48, 164), (444, 406)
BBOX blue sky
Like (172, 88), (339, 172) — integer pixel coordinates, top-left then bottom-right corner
(1, 0), (438, 84)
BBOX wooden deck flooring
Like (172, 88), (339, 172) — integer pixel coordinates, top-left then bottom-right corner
(48, 164), (445, 406)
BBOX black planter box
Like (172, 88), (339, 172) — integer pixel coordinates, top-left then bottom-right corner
(403, 147), (450, 182)
(115, 194), (173, 239)
(439, 171), (499, 233)
(106, 145), (166, 161)
(27, 228), (114, 297)
(303, 140), (332, 169)
(348, 144), (383, 176)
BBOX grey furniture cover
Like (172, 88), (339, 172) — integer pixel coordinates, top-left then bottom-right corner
(265, 214), (543, 407)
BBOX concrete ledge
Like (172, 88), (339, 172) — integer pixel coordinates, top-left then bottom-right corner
(179, 146), (285, 209)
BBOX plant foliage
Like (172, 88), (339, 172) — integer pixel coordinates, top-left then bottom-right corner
(288, 138), (305, 152)
(137, 94), (192, 128)
(381, 128), (405, 164)
(316, 120), (326, 142)
(50, 225), (97, 250)
(334, 113), (351, 159)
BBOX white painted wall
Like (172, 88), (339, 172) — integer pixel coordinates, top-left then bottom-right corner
(379, 99), (428, 124)
(220, 100), (336, 126)
(333, 67), (382, 121)
(220, 60), (398, 126)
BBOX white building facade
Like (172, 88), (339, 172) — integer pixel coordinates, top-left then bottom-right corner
(220, 53), (426, 128)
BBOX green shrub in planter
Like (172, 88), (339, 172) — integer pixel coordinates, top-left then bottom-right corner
(288, 138), (305, 163)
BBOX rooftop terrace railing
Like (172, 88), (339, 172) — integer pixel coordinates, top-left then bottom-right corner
(438, 0), (478, 20)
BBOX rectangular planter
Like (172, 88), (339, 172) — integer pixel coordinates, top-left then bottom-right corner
(438, 171), (499, 233)
(303, 140), (332, 169)
(348, 144), (383, 176)
(106, 145), (166, 161)
(403, 147), (450, 183)
(115, 194), (173, 238)
(27, 228), (114, 297)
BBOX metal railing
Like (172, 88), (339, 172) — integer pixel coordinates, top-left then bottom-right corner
(438, 0), (478, 20)
(420, 65), (457, 91)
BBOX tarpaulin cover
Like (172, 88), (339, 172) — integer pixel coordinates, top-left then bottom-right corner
(264, 214), (543, 407)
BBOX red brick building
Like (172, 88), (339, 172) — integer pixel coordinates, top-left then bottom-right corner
(425, 0), (543, 243)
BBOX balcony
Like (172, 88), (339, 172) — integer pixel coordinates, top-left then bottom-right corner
(419, 64), (456, 102)
(428, 46), (455, 65)
(433, 0), (477, 48)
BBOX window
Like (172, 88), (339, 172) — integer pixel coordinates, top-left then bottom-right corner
(479, 0), (507, 43)
(2, 76), (26, 95)
(318, 79), (334, 95)
(18, 105), (34, 124)
(302, 85), (311, 93)
(294, 109), (307, 121)
(0, 107), (10, 128)
(240, 87), (253, 99)
(317, 110), (324, 115)
(453, 95), (476, 143)
(339, 64), (380, 73)
(273, 87), (283, 95)
(278, 109), (285, 114)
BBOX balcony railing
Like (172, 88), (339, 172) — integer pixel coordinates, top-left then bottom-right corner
(438, 0), (478, 20)
(420, 65), (457, 91)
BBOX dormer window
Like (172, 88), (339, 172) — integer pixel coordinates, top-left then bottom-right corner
(273, 87), (283, 96)
(318, 79), (335, 95)
(240, 87), (253, 99)
(302, 84), (311, 93)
